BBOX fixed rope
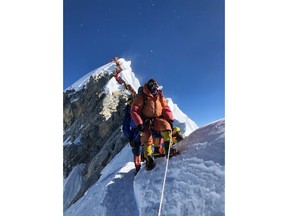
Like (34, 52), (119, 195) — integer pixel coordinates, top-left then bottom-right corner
(157, 143), (172, 216)
(112, 56), (137, 97)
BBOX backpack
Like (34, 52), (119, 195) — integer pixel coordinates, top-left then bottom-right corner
(137, 86), (147, 103)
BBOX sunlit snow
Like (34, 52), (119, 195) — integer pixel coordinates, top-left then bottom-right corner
(64, 58), (224, 216)
(64, 119), (224, 216)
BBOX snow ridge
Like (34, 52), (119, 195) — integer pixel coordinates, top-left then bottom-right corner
(64, 119), (225, 216)
(64, 58), (141, 95)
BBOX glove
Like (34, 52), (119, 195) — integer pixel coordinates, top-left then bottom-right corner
(129, 138), (135, 148)
(175, 133), (183, 142)
(137, 124), (144, 132)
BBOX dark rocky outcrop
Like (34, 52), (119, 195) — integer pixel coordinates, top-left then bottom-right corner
(63, 72), (130, 208)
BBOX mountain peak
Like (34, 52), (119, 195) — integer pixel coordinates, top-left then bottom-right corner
(63, 57), (201, 212)
(64, 58), (141, 95)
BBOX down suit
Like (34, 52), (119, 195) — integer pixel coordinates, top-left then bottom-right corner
(130, 79), (174, 161)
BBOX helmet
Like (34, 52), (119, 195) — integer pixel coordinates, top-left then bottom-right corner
(147, 79), (159, 96)
(172, 127), (181, 135)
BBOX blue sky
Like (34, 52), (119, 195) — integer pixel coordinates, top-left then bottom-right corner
(3, 2), (288, 215)
(64, 0), (224, 126)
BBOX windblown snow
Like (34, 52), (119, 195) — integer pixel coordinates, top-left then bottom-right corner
(64, 58), (224, 216)
(64, 58), (141, 94)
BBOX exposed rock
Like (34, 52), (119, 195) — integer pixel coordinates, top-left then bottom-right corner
(63, 73), (130, 209)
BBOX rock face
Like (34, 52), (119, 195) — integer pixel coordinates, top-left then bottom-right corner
(63, 72), (130, 208)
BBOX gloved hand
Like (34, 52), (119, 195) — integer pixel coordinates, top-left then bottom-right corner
(175, 133), (183, 142)
(129, 138), (135, 147)
(137, 124), (144, 132)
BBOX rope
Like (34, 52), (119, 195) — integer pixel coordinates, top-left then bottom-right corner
(112, 56), (137, 97)
(157, 142), (171, 216)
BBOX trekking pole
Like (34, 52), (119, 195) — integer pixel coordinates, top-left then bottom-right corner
(157, 142), (171, 216)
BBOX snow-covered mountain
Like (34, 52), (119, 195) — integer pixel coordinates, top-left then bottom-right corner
(63, 58), (200, 213)
(64, 119), (224, 216)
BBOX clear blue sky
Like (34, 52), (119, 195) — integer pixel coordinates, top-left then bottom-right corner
(64, 0), (224, 126)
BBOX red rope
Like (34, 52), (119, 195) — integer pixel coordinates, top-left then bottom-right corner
(112, 57), (137, 97)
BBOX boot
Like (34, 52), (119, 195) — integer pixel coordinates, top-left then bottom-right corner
(146, 155), (154, 171)
(135, 164), (141, 173)
(169, 147), (179, 156)
(164, 141), (170, 158)
(154, 146), (159, 154)
(134, 155), (141, 173)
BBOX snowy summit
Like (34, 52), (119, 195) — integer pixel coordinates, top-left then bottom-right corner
(64, 58), (140, 94)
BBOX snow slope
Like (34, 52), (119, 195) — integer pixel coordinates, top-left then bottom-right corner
(63, 164), (85, 210)
(64, 119), (224, 216)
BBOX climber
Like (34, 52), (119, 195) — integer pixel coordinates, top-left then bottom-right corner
(131, 79), (174, 170)
(172, 127), (183, 144)
(122, 97), (142, 173)
(153, 126), (183, 157)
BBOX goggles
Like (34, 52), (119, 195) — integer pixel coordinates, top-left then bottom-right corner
(148, 80), (158, 90)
